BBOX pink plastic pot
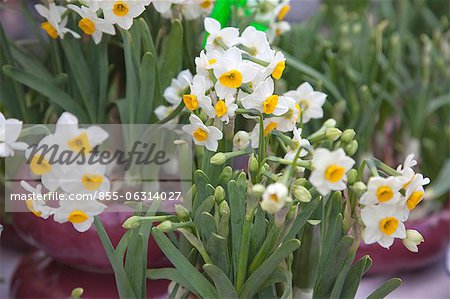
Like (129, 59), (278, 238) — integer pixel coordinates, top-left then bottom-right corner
(10, 251), (170, 299)
(356, 204), (450, 274)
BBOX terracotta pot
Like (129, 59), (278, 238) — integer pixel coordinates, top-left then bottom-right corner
(356, 205), (450, 274)
(10, 251), (170, 299)
(12, 203), (170, 273)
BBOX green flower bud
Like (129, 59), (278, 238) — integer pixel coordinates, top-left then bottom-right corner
(214, 186), (226, 203)
(344, 140), (358, 156)
(122, 216), (141, 230)
(175, 205), (190, 221)
(347, 169), (358, 185)
(323, 118), (337, 128)
(325, 127), (342, 141)
(71, 288), (84, 299)
(249, 156), (259, 174)
(293, 178), (308, 187)
(219, 200), (230, 215)
(352, 181), (367, 195)
(157, 221), (173, 233)
(293, 185), (312, 202)
(341, 129), (356, 143)
(252, 184), (265, 198)
(210, 153), (226, 165)
(218, 166), (232, 183)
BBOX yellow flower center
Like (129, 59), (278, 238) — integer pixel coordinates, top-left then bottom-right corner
(41, 22), (58, 39)
(272, 61), (285, 80)
(68, 210), (89, 224)
(208, 58), (217, 65)
(270, 194), (279, 202)
(30, 155), (52, 175)
(325, 165), (345, 183)
(277, 5), (291, 21)
(68, 133), (92, 154)
(219, 70), (243, 88)
(407, 191), (424, 210)
(193, 128), (208, 142)
(264, 122), (278, 136)
(299, 99), (309, 110)
(376, 186), (394, 203)
(113, 1), (129, 16)
(215, 100), (228, 117)
(183, 94), (198, 111)
(81, 174), (104, 191)
(295, 104), (302, 121)
(263, 95), (279, 114)
(26, 200), (42, 218)
(379, 217), (399, 236)
(200, 0), (212, 9)
(79, 18), (96, 35)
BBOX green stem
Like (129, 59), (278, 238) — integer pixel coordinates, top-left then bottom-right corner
(267, 156), (312, 169)
(373, 159), (402, 176)
(235, 209), (256, 291)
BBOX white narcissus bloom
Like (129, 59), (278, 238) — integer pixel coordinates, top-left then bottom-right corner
(68, 5), (116, 44)
(182, 114), (223, 151)
(396, 154), (417, 185)
(151, 0), (185, 14)
(204, 17), (240, 52)
(213, 47), (258, 98)
(360, 176), (407, 206)
(249, 119), (280, 148)
(262, 51), (286, 81)
(182, 75), (214, 117)
(35, 3), (80, 39)
(241, 78), (289, 116)
(284, 128), (310, 161)
(272, 96), (301, 132)
(60, 161), (111, 195)
(233, 131), (250, 150)
(310, 148), (355, 195)
(0, 112), (28, 157)
(261, 183), (290, 214)
(99, 0), (146, 30)
(267, 21), (291, 42)
(404, 174), (430, 211)
(21, 181), (54, 219)
(361, 204), (408, 249)
(240, 26), (272, 59)
(275, 1), (291, 21)
(402, 229), (424, 252)
(214, 95), (238, 123)
(54, 199), (107, 232)
(195, 50), (220, 77)
(284, 82), (327, 123)
(182, 0), (214, 20)
(154, 105), (177, 123)
(164, 70), (193, 105)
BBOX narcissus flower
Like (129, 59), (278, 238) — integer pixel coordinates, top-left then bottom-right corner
(233, 131), (250, 150)
(240, 26), (272, 59)
(164, 70), (193, 105)
(249, 120), (280, 148)
(360, 176), (406, 206)
(267, 21), (291, 42)
(262, 51), (287, 80)
(182, 114), (223, 151)
(213, 47), (258, 98)
(182, 0), (214, 20)
(402, 229), (424, 252)
(361, 204), (408, 249)
(204, 17), (240, 52)
(68, 4), (115, 44)
(271, 96), (301, 132)
(310, 148), (355, 195)
(241, 78), (289, 116)
(35, 3), (80, 39)
(284, 82), (327, 123)
(60, 161), (111, 195)
(0, 112), (28, 157)
(53, 199), (107, 232)
(404, 174), (430, 210)
(183, 75), (214, 116)
(284, 128), (310, 161)
(261, 183), (290, 214)
(213, 95), (238, 123)
(99, 0), (146, 30)
(195, 50), (220, 77)
(21, 181), (54, 219)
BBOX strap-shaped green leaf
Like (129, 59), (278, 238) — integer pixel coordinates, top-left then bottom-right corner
(367, 278), (402, 299)
(147, 268), (197, 296)
(339, 255), (372, 299)
(203, 264), (238, 299)
(159, 20), (183, 89)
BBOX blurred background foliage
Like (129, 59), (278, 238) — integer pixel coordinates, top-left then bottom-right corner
(279, 0), (450, 207)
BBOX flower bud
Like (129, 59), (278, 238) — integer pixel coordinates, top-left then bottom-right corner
(347, 169), (358, 184)
(249, 156), (259, 174)
(214, 186), (226, 203)
(219, 200), (230, 215)
(71, 288), (84, 299)
(252, 184), (266, 198)
(210, 153), (226, 165)
(157, 221), (173, 232)
(122, 216), (141, 229)
(233, 131), (250, 150)
(175, 204), (190, 221)
(293, 185), (311, 202)
(293, 178), (308, 187)
(341, 129), (356, 143)
(344, 140), (358, 156)
(352, 181), (367, 195)
(402, 229), (424, 252)
(218, 166), (232, 183)
(325, 127), (342, 141)
(323, 118), (337, 128)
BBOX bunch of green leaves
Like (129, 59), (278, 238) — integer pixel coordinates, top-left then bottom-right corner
(278, 0), (450, 204)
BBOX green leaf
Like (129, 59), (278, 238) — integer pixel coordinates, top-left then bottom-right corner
(367, 278), (402, 299)
(198, 212), (217, 243)
(97, 41), (109, 123)
(207, 233), (231, 277)
(203, 264), (238, 299)
(2, 65), (88, 121)
(159, 20), (183, 89)
(339, 256), (372, 299)
(178, 228), (211, 264)
(125, 232), (144, 298)
(151, 228), (218, 298)
(426, 159), (450, 200)
(284, 199), (320, 241)
(239, 239), (301, 298)
(148, 268), (197, 296)
(137, 52), (156, 123)
(138, 18), (157, 58)
(194, 195), (215, 221)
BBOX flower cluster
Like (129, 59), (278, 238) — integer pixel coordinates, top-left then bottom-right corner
(360, 155), (430, 250)
(0, 112), (28, 157)
(19, 112), (109, 232)
(35, 0), (213, 44)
